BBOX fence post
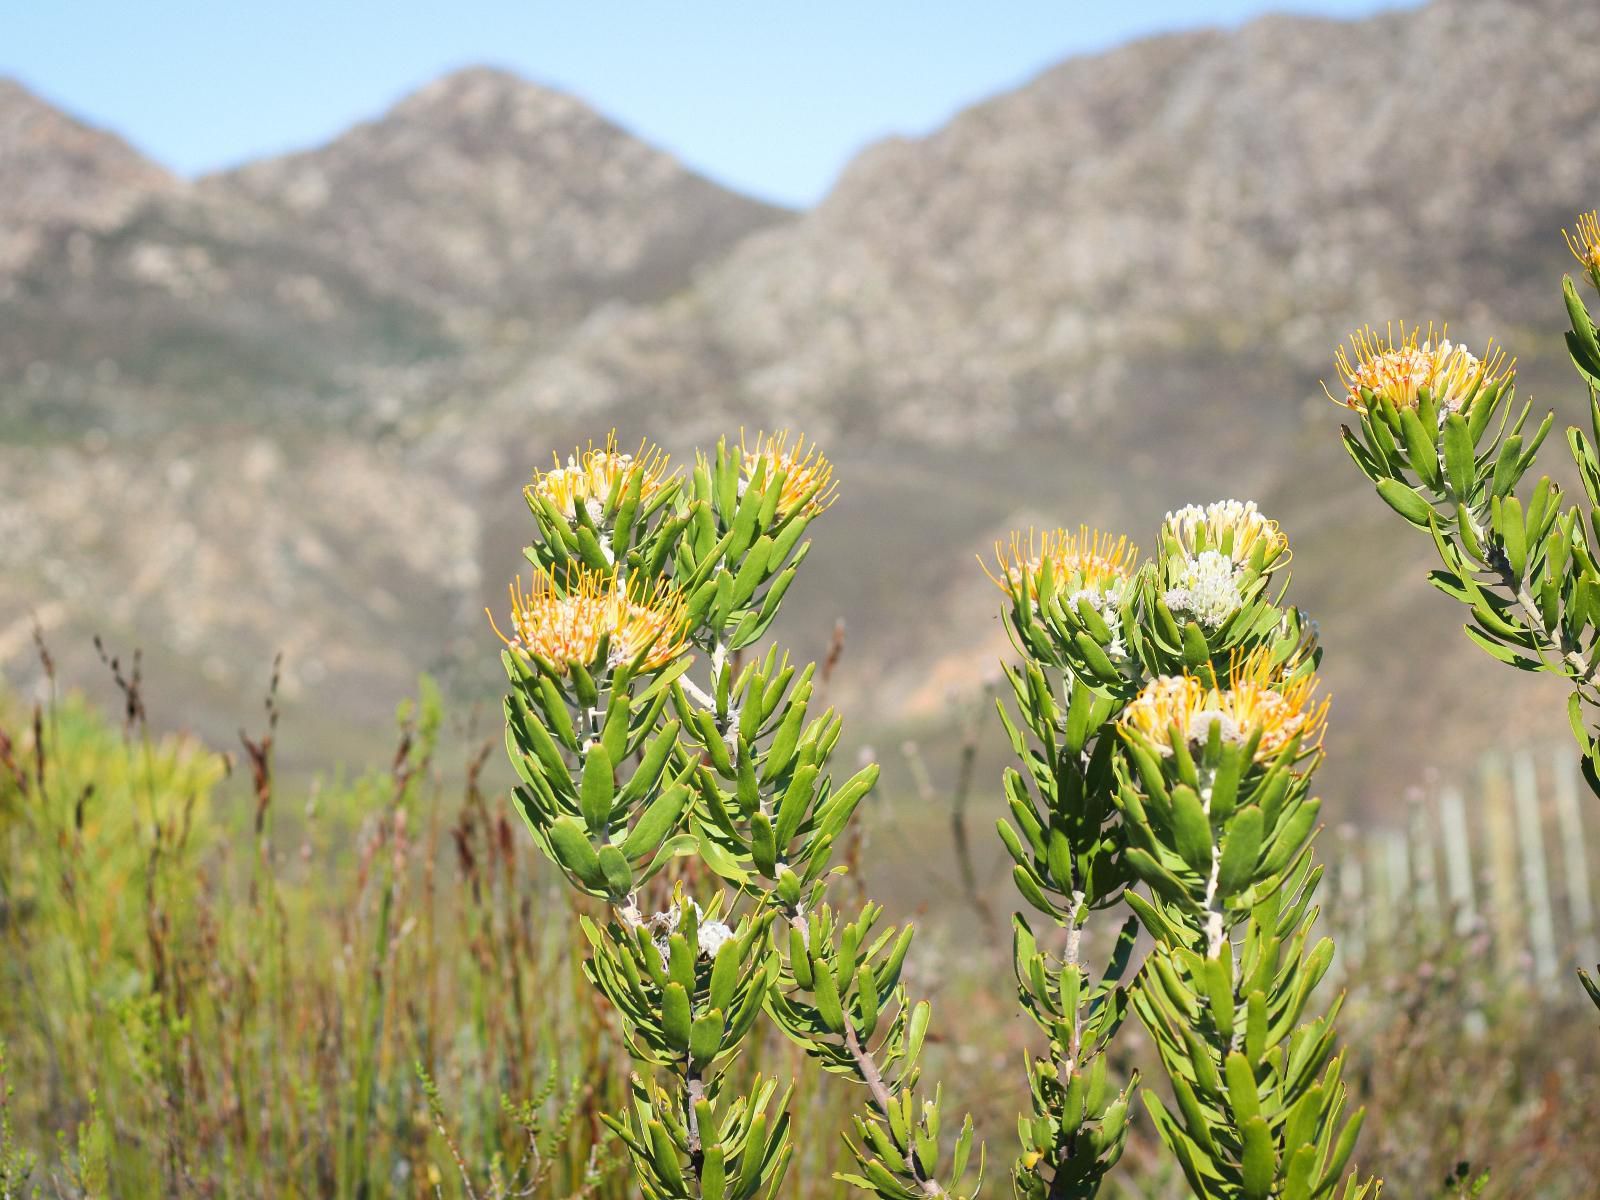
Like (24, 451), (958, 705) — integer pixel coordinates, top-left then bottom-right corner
(1510, 751), (1559, 986)
(1438, 784), (1477, 935)
(1482, 753), (1523, 976)
(1408, 784), (1441, 920)
(1552, 747), (1596, 969)
(1338, 825), (1365, 970)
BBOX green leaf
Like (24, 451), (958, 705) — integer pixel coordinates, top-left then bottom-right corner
(1217, 805), (1264, 896)
(1398, 406), (1440, 488)
(1201, 954), (1235, 1041)
(751, 812), (778, 878)
(580, 742), (615, 836)
(1064, 676), (1095, 755)
(596, 845), (633, 899)
(621, 784), (690, 858)
(1442, 412), (1476, 500)
(1374, 478), (1433, 528)
(648, 1120), (688, 1191)
(1170, 786), (1214, 873)
(1565, 277), (1600, 375)
(690, 1010), (725, 1069)
(1239, 1115), (1275, 1200)
(1497, 494), (1528, 579)
(1074, 630), (1118, 680)
(812, 956), (847, 1034)
(662, 982), (692, 1052)
(1126, 847), (1193, 906)
(1224, 1052), (1261, 1124)
(547, 816), (604, 890)
(856, 964), (880, 1038)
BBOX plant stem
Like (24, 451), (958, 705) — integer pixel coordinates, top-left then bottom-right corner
(841, 1022), (946, 1199)
(685, 1066), (706, 1178)
(1061, 896), (1084, 1073)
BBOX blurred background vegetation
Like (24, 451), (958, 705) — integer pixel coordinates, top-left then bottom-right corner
(5, 646), (1598, 1198)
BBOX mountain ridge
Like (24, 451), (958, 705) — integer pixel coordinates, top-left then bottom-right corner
(0, 78), (179, 275)
(201, 66), (792, 337)
(4, 0), (1597, 802)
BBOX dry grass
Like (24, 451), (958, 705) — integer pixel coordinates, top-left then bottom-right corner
(4, 644), (1600, 1198)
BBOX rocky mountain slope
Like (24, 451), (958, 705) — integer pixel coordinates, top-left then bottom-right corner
(3, 0), (1597, 799)
(0, 71), (788, 439)
(0, 80), (177, 274)
(205, 68), (788, 343)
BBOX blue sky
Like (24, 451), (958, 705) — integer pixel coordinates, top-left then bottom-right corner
(4, 1), (1417, 208)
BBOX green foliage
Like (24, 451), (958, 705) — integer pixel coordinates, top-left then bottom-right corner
(990, 503), (1380, 1198)
(498, 432), (980, 1199)
(1334, 221), (1600, 1007)
(0, 676), (630, 1198)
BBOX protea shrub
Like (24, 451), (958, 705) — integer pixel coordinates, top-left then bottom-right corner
(1334, 208), (1600, 1012)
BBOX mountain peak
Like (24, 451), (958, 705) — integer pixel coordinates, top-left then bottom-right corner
(204, 64), (789, 329)
(387, 65), (591, 126)
(0, 78), (177, 269)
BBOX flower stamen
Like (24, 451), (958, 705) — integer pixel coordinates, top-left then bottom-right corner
(1326, 323), (1510, 416)
(740, 430), (837, 516)
(1119, 649), (1327, 763)
(490, 565), (689, 673)
(527, 431), (671, 519)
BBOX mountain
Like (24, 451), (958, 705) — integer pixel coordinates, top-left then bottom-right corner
(0, 80), (177, 274)
(204, 68), (790, 342)
(0, 69), (788, 439)
(0, 67), (788, 765)
(441, 0), (1598, 797)
(476, 0), (1596, 445)
(3, 0), (1598, 799)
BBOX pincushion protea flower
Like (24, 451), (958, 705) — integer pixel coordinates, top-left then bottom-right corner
(984, 526), (1139, 605)
(1565, 210), (1600, 285)
(527, 431), (671, 519)
(741, 430), (837, 516)
(1119, 650), (1327, 763)
(1163, 500), (1288, 569)
(1327, 323), (1510, 416)
(490, 565), (689, 672)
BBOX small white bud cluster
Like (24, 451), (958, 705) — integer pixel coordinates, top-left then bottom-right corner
(1187, 708), (1244, 747)
(1066, 577), (1130, 615)
(1163, 550), (1244, 630)
(646, 901), (735, 966)
(697, 920), (735, 959)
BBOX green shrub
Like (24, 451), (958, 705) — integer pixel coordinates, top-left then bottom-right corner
(1333, 207), (1600, 1013)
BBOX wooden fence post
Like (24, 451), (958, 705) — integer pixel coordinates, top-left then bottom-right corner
(1552, 747), (1596, 970)
(1438, 784), (1477, 935)
(1482, 753), (1523, 976)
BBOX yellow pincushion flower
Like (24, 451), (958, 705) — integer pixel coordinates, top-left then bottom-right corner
(1119, 650), (1327, 764)
(528, 432), (671, 519)
(741, 430), (837, 516)
(1564, 210), (1600, 284)
(985, 526), (1139, 603)
(1327, 323), (1509, 416)
(490, 566), (689, 673)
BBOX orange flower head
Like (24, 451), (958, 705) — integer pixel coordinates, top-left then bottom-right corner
(740, 430), (837, 516)
(491, 566), (689, 673)
(1120, 649), (1327, 764)
(1564, 211), (1600, 278)
(985, 526), (1139, 604)
(1327, 323), (1509, 416)
(528, 432), (670, 519)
